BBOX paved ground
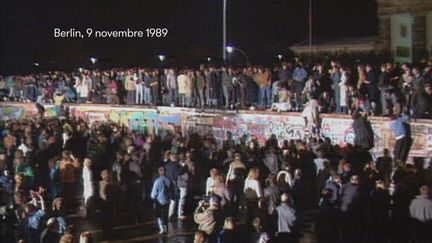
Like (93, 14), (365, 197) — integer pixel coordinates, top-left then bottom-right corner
(66, 201), (317, 243)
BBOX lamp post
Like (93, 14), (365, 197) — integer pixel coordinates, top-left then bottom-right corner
(226, 46), (251, 66)
(308, 0), (313, 60)
(223, 0), (227, 63)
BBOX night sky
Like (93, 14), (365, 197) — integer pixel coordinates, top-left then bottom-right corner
(0, 0), (378, 74)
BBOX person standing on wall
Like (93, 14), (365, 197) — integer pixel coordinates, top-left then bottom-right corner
(389, 114), (412, 164)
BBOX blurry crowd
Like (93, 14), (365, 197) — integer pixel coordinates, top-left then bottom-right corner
(0, 113), (431, 243)
(1, 59), (432, 118)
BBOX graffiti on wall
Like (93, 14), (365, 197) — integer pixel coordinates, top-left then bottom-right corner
(2, 103), (432, 159)
(0, 104), (58, 119)
(69, 106), (182, 134)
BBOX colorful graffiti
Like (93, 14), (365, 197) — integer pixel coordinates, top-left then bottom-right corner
(68, 106), (183, 134)
(0, 104), (58, 119)
(1, 103), (432, 160)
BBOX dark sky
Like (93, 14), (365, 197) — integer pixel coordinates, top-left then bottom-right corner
(0, 0), (378, 74)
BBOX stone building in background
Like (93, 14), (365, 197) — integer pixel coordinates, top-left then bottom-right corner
(377, 0), (432, 62)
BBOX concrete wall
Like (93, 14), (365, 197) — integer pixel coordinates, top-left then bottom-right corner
(1, 102), (432, 161)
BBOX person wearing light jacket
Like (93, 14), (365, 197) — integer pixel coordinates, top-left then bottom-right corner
(166, 68), (178, 105)
(82, 158), (94, 207)
(274, 193), (297, 242)
(409, 185), (432, 243)
(194, 196), (223, 238)
(124, 71), (136, 105)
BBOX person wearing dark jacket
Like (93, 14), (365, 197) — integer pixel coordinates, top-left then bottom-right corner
(352, 112), (374, 151)
(339, 175), (362, 242)
(367, 180), (391, 243)
(364, 64), (379, 112)
(316, 189), (340, 243)
(413, 83), (432, 119)
(243, 68), (259, 107)
(40, 218), (60, 243)
(221, 67), (235, 108)
(218, 217), (239, 243)
(164, 153), (180, 220)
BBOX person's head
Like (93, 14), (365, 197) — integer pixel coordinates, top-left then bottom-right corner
(252, 217), (263, 232)
(281, 193), (290, 203)
(215, 174), (225, 184)
(424, 83), (432, 95)
(316, 148), (325, 158)
(332, 174), (341, 184)
(194, 230), (207, 243)
(185, 151), (193, 160)
(84, 158), (92, 167)
(375, 180), (386, 190)
(14, 173), (25, 188)
(234, 152), (241, 160)
(412, 67), (420, 76)
(223, 217), (235, 230)
(383, 148), (390, 157)
(247, 167), (260, 180)
(419, 185), (429, 196)
(158, 166), (166, 176)
(163, 150), (171, 160)
(101, 170), (110, 181)
(258, 197), (267, 209)
(46, 217), (59, 232)
(248, 141), (256, 150)
(209, 168), (219, 178)
(62, 150), (71, 159)
(52, 197), (64, 211)
(343, 162), (352, 172)
(267, 173), (276, 185)
(350, 175), (360, 185)
(170, 153), (178, 162)
(24, 203), (37, 215)
(79, 232), (92, 243)
(209, 196), (220, 208)
(127, 145), (135, 155)
(14, 150), (23, 160)
(59, 233), (74, 243)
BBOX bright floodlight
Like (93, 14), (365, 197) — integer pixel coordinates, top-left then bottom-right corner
(158, 55), (166, 61)
(207, 57), (211, 62)
(90, 57), (97, 64)
(277, 54), (283, 60)
(34, 62), (40, 67)
(226, 46), (234, 53)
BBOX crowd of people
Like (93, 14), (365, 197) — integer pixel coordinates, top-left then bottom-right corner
(1, 59), (432, 118)
(0, 109), (431, 243)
